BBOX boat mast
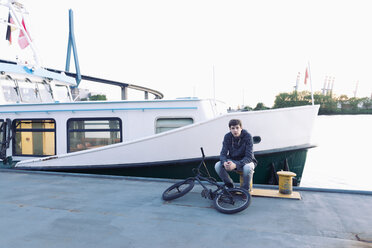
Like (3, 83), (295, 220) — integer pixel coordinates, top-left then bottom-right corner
(1, 0), (41, 67)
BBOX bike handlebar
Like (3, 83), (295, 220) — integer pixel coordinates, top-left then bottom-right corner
(200, 147), (205, 158)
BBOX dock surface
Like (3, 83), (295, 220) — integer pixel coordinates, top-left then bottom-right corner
(1, 169), (372, 248)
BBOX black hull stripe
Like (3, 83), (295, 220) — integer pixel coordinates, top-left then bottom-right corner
(16, 143), (316, 171)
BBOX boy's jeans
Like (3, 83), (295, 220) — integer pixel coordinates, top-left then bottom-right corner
(214, 161), (255, 191)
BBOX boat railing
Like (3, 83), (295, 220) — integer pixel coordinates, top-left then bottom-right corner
(46, 68), (164, 100)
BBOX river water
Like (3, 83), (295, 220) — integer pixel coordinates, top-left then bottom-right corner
(300, 115), (372, 191)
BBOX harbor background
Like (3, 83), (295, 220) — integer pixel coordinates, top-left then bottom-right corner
(300, 114), (372, 191)
(2, 0), (372, 109)
(1, 1), (372, 192)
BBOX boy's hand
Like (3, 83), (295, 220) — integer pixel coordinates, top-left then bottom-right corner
(224, 161), (236, 171)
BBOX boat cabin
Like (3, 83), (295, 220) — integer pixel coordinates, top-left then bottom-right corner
(0, 62), (227, 163)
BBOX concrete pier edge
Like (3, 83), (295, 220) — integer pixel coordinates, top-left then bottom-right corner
(2, 168), (372, 196)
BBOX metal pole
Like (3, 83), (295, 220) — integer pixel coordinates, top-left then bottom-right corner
(307, 61), (314, 105)
(8, 3), (41, 66)
(212, 65), (216, 102)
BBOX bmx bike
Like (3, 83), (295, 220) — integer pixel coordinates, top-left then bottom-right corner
(162, 148), (251, 214)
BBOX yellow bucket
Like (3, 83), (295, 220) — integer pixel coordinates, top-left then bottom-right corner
(277, 171), (296, 194)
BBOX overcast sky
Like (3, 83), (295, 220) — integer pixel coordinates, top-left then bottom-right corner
(1, 0), (372, 108)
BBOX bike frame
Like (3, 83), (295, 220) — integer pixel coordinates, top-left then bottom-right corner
(162, 147), (250, 211)
(191, 148), (232, 199)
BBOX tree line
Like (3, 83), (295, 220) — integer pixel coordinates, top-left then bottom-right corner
(241, 91), (372, 115)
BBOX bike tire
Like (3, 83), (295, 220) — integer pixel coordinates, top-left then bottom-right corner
(213, 188), (251, 214)
(162, 179), (195, 201)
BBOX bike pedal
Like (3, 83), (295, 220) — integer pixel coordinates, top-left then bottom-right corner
(201, 189), (208, 198)
(207, 190), (214, 200)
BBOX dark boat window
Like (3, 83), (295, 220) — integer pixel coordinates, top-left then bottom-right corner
(67, 118), (122, 153)
(155, 118), (193, 134)
(253, 136), (261, 144)
(13, 119), (56, 156)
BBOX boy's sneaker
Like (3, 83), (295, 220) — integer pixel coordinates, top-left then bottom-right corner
(225, 183), (234, 189)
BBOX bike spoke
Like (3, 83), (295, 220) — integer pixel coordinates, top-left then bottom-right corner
(164, 181), (193, 198)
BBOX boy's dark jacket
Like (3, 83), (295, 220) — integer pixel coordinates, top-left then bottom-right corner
(220, 129), (257, 172)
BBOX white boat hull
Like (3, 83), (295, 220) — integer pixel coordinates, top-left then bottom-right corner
(16, 105), (319, 169)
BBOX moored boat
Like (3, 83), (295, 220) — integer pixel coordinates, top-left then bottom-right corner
(0, 0), (319, 185)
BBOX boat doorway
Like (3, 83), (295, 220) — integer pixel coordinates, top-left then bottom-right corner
(0, 118), (12, 164)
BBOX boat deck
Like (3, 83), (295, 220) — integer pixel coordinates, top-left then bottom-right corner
(1, 169), (372, 248)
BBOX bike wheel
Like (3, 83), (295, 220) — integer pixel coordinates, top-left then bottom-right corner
(162, 179), (195, 201)
(213, 188), (251, 214)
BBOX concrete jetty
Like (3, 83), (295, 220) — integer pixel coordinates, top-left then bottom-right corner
(1, 169), (372, 248)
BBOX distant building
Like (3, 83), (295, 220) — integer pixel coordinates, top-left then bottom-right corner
(71, 88), (90, 101)
(71, 88), (104, 101)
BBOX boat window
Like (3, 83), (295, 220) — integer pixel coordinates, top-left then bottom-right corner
(155, 118), (193, 133)
(13, 119), (56, 157)
(1, 76), (20, 103)
(18, 79), (41, 103)
(67, 118), (122, 153)
(253, 136), (261, 144)
(53, 84), (71, 102)
(37, 81), (54, 102)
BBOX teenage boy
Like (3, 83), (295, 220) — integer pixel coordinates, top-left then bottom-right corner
(214, 119), (257, 191)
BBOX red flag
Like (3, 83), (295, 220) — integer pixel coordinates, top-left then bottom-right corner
(304, 68), (309, 85)
(18, 18), (30, 49)
(5, 13), (15, 44)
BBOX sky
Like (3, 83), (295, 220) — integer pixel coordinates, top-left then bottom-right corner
(1, 0), (372, 108)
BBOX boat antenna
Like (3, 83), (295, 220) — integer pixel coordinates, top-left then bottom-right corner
(212, 65), (216, 103)
(307, 61), (314, 105)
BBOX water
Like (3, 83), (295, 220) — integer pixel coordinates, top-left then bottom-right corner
(300, 115), (372, 191)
